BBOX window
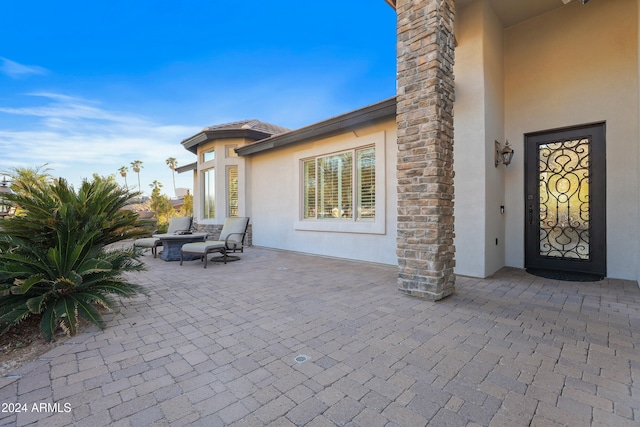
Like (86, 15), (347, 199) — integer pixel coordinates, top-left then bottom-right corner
(227, 166), (238, 217)
(357, 147), (375, 220)
(203, 149), (215, 162)
(303, 146), (375, 221)
(203, 169), (215, 219)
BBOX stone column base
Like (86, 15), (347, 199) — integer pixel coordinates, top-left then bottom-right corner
(397, 274), (456, 301)
(397, 287), (456, 301)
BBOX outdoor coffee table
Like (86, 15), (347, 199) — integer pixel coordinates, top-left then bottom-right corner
(152, 233), (208, 261)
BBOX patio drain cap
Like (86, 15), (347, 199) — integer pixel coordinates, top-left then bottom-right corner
(294, 354), (310, 364)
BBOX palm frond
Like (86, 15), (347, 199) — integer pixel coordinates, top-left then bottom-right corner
(69, 294), (106, 329)
(40, 305), (58, 341)
(54, 297), (78, 337)
(0, 175), (148, 340)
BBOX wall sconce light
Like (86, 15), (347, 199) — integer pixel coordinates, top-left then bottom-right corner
(495, 140), (514, 167)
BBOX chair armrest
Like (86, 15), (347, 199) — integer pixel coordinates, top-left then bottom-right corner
(224, 232), (245, 249)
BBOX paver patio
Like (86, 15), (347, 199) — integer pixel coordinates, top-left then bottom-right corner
(0, 247), (638, 426)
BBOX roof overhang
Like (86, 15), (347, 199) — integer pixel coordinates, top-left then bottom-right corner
(181, 129), (276, 154)
(384, 0), (580, 28)
(175, 162), (197, 173)
(236, 97), (396, 156)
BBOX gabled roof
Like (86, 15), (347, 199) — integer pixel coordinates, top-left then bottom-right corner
(181, 119), (290, 154)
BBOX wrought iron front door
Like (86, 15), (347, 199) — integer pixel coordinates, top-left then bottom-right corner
(524, 123), (606, 275)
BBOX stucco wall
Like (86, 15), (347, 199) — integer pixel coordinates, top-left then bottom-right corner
(192, 138), (249, 226)
(453, 0), (505, 278)
(453, 1), (488, 277)
(504, 0), (639, 280)
(247, 119), (398, 265)
(481, 1), (506, 277)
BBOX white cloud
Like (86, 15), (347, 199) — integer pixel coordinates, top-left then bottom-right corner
(0, 93), (199, 195)
(0, 57), (49, 79)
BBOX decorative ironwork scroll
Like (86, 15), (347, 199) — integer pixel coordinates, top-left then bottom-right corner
(538, 138), (591, 259)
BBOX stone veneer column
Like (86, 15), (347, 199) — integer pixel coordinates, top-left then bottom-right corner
(396, 0), (456, 300)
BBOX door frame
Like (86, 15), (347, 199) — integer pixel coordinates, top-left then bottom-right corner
(524, 122), (607, 276)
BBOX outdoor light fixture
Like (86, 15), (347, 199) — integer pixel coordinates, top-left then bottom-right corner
(0, 176), (14, 218)
(495, 140), (514, 167)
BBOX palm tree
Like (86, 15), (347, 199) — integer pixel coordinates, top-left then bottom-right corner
(118, 166), (129, 189)
(130, 160), (143, 191)
(166, 157), (178, 196)
(3, 164), (52, 196)
(149, 180), (163, 193)
(0, 176), (148, 340)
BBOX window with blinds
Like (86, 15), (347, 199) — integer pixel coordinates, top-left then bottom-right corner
(303, 160), (316, 219)
(227, 166), (238, 217)
(203, 168), (215, 219)
(357, 147), (375, 220)
(303, 146), (375, 221)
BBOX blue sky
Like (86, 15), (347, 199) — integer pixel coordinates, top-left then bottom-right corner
(0, 1), (396, 196)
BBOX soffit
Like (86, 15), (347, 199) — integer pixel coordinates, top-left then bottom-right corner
(387, 1), (569, 28)
(484, 0), (567, 28)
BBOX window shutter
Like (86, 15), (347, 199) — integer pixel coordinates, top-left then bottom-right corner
(303, 160), (316, 219)
(318, 153), (352, 219)
(357, 147), (375, 220)
(302, 147), (374, 222)
(227, 166), (239, 217)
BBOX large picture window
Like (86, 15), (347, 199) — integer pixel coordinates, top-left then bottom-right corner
(303, 146), (375, 221)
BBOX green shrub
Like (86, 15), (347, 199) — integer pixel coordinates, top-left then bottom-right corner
(0, 176), (149, 340)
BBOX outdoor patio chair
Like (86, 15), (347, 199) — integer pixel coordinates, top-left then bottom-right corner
(134, 216), (192, 257)
(180, 217), (250, 268)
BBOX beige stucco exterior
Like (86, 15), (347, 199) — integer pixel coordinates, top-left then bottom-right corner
(246, 119), (398, 265)
(454, 0), (639, 281)
(192, 138), (250, 224)
(182, 0), (639, 285)
(454, 0), (506, 278)
(505, 0), (639, 281)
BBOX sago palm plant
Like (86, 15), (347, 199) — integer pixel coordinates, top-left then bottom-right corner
(0, 176), (150, 340)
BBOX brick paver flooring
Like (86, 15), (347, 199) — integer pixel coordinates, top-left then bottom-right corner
(1, 247), (638, 426)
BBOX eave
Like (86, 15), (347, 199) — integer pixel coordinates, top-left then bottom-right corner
(236, 97), (396, 156)
(181, 129), (276, 154)
(175, 162), (197, 174)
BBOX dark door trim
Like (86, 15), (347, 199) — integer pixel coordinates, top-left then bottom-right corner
(524, 122), (606, 276)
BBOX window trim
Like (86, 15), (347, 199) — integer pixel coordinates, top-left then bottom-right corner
(202, 167), (215, 220)
(294, 130), (386, 235)
(202, 148), (215, 162)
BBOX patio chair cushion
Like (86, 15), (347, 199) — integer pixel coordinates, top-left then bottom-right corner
(134, 216), (192, 257)
(166, 216), (193, 234)
(180, 241), (226, 268)
(180, 217), (249, 267)
(219, 217), (250, 250)
(180, 241), (225, 255)
(133, 237), (159, 249)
